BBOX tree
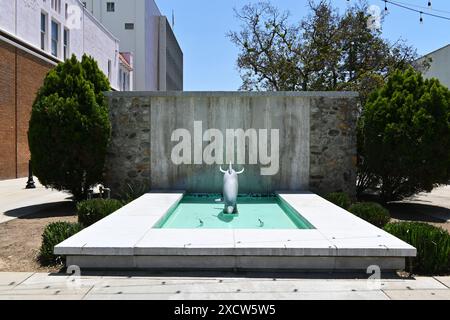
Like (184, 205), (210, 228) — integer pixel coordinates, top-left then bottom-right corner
(359, 68), (450, 202)
(28, 55), (111, 200)
(227, 0), (426, 103)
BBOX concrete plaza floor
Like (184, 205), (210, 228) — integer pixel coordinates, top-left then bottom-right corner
(1, 179), (450, 299)
(0, 272), (449, 300)
(0, 177), (71, 224)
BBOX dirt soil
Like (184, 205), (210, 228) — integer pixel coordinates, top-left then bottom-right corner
(0, 201), (77, 273)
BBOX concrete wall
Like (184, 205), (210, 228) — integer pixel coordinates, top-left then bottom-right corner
(417, 44), (450, 88)
(0, 0), (121, 90)
(104, 92), (358, 196)
(159, 17), (183, 91)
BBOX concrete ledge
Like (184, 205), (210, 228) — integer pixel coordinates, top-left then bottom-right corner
(57, 192), (416, 272)
(67, 255), (405, 271)
(104, 91), (359, 98)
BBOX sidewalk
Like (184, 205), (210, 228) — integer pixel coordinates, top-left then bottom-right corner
(0, 178), (71, 224)
(0, 272), (449, 300)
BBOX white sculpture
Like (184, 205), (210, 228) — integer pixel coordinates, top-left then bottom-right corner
(220, 163), (244, 214)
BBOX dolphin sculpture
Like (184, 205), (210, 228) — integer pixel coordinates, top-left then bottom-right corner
(220, 163), (245, 214)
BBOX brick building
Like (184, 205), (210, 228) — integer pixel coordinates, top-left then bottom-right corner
(0, 35), (57, 179)
(0, 0), (132, 180)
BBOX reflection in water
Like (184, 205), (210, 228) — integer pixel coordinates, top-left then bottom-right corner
(215, 211), (238, 223)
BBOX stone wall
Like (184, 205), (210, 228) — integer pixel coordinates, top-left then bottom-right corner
(104, 92), (358, 196)
(309, 96), (358, 196)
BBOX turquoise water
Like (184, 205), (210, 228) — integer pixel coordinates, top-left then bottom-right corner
(154, 195), (314, 230)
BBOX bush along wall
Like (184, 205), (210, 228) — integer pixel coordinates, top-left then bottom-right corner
(39, 222), (83, 266)
(325, 192), (352, 210)
(348, 202), (391, 228)
(77, 199), (123, 227)
(384, 222), (450, 275)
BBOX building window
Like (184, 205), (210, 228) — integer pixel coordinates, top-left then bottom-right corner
(108, 60), (112, 80)
(125, 73), (129, 91)
(106, 2), (115, 12)
(51, 0), (61, 13)
(40, 13), (47, 50)
(51, 20), (59, 57)
(124, 23), (134, 30)
(63, 28), (69, 60)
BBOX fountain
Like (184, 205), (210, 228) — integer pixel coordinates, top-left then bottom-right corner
(219, 163), (244, 214)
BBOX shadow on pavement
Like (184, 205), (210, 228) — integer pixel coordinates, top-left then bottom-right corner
(387, 202), (450, 223)
(5, 201), (76, 219)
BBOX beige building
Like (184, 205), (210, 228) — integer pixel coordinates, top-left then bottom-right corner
(417, 44), (450, 88)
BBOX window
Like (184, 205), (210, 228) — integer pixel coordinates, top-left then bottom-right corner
(125, 73), (129, 90)
(51, 20), (59, 57)
(51, 0), (61, 13)
(106, 2), (115, 12)
(40, 13), (47, 50)
(108, 60), (112, 80)
(63, 28), (69, 60)
(124, 23), (134, 30)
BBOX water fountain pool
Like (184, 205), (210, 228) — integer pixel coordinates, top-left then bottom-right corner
(55, 191), (416, 272)
(54, 92), (417, 272)
(154, 195), (314, 230)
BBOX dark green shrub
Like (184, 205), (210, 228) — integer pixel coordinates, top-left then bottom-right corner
(28, 54), (111, 200)
(358, 67), (450, 202)
(348, 202), (390, 228)
(384, 222), (450, 274)
(77, 199), (123, 227)
(118, 182), (151, 204)
(325, 192), (352, 209)
(39, 222), (83, 265)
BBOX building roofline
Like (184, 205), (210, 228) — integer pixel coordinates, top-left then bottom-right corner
(75, 0), (119, 43)
(0, 29), (59, 66)
(119, 53), (133, 71)
(418, 44), (450, 60)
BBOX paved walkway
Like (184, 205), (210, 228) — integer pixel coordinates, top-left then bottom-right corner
(403, 185), (450, 222)
(0, 272), (449, 300)
(0, 178), (71, 224)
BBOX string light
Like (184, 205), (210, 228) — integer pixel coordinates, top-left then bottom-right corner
(391, 0), (450, 14)
(384, 0), (388, 12)
(382, 0), (450, 22)
(428, 1), (432, 8)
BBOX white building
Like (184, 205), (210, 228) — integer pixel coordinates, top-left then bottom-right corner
(0, 0), (128, 90)
(82, 0), (183, 91)
(119, 52), (133, 91)
(417, 44), (450, 88)
(0, 0), (134, 180)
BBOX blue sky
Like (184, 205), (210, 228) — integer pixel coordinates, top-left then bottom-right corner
(156, 0), (450, 91)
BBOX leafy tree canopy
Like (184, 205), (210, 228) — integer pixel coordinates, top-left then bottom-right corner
(360, 67), (450, 201)
(228, 0), (428, 101)
(28, 54), (111, 200)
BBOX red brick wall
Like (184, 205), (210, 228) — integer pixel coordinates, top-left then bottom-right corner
(0, 40), (53, 180)
(0, 41), (16, 180)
